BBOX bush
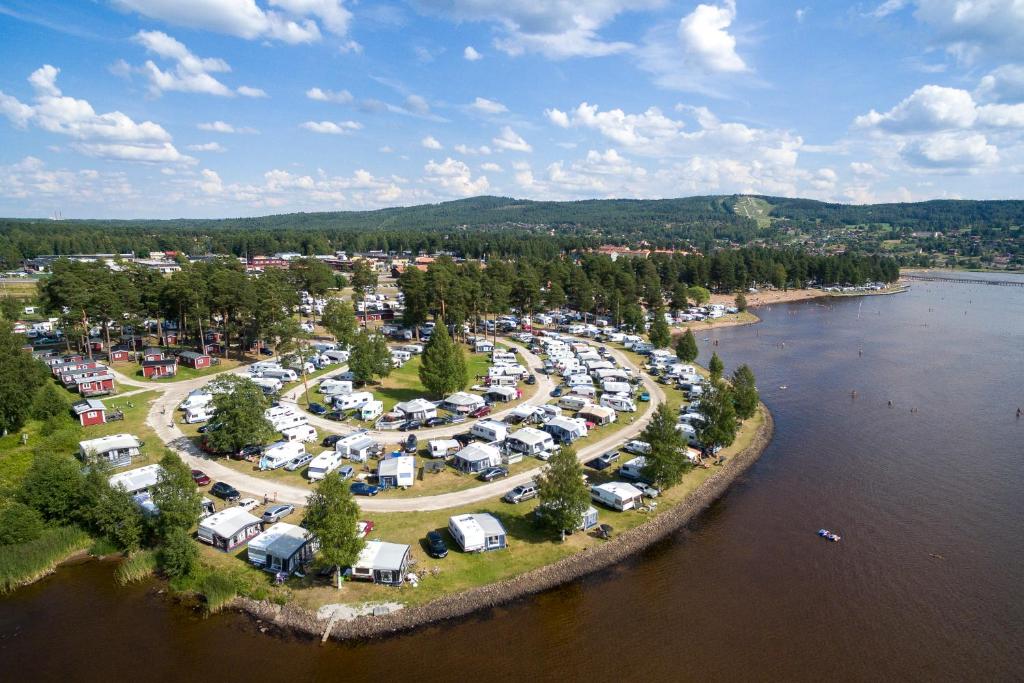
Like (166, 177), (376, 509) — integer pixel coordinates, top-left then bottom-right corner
(30, 383), (70, 422)
(0, 503), (45, 545)
(159, 527), (198, 578)
(0, 526), (91, 593)
(116, 550), (158, 585)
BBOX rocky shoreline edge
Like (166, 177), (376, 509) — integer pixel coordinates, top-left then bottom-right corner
(233, 403), (774, 644)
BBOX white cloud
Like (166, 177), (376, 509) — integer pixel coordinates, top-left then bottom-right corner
(417, 0), (662, 59)
(114, 0), (352, 44)
(855, 85), (978, 132)
(871, 0), (907, 18)
(902, 132), (998, 168)
(795, 8), (807, 22)
(199, 168), (223, 194)
(423, 157), (490, 196)
(197, 120), (258, 133)
(470, 97), (508, 115)
(677, 1), (747, 73)
(187, 142), (226, 152)
(850, 161), (881, 176)
(0, 65), (192, 163)
(464, 45), (482, 61)
(306, 87), (354, 104)
(0, 156), (137, 204)
(492, 126), (532, 152)
(126, 30), (265, 98)
(546, 102), (685, 148)
(338, 39), (362, 54)
(236, 85), (267, 97)
(873, 1), (1024, 61)
(454, 144), (492, 155)
(421, 135), (443, 149)
(480, 162), (503, 172)
(301, 120), (362, 134)
(976, 64), (1024, 103)
(546, 108), (571, 128)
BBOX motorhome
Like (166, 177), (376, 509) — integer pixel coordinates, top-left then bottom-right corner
(249, 376), (283, 393)
(319, 379), (353, 396)
(269, 412), (308, 433)
(359, 400), (384, 421)
(429, 438), (461, 459)
(179, 391), (213, 411)
(184, 406), (215, 423)
(249, 361), (281, 375)
(601, 380), (632, 396)
(619, 456), (652, 483)
(558, 395), (591, 411)
(260, 367), (298, 382)
(280, 424), (317, 443)
(335, 432), (380, 462)
(324, 349), (350, 364)
(306, 449), (344, 481)
(676, 422), (701, 447)
(600, 394), (637, 412)
(332, 391), (374, 411)
(260, 441), (306, 470)
(566, 373), (593, 387)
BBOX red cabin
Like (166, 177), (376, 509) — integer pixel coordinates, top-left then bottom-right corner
(142, 358), (177, 378)
(178, 351), (212, 369)
(76, 373), (115, 396)
(109, 347), (132, 362)
(72, 399), (107, 427)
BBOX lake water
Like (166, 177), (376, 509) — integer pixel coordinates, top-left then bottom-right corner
(3, 275), (1023, 682)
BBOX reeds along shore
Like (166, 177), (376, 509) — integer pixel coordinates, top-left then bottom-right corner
(235, 404), (775, 643)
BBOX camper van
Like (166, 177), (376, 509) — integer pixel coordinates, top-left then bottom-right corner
(260, 441), (305, 471)
(185, 406), (215, 423)
(179, 391), (213, 411)
(471, 419), (508, 443)
(570, 384), (598, 399)
(558, 395), (591, 411)
(280, 424), (317, 443)
(676, 422), (700, 447)
(390, 349), (412, 364)
(306, 450), (344, 481)
(249, 361), (281, 375)
(600, 394), (637, 412)
(336, 433), (380, 462)
(590, 482), (644, 511)
(601, 381), (632, 396)
(324, 349), (350, 364)
(332, 391), (373, 411)
(249, 376), (283, 393)
(429, 438), (461, 459)
(269, 413), (308, 433)
(619, 456), (651, 482)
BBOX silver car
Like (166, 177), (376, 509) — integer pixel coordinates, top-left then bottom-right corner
(261, 504), (295, 523)
(284, 452), (314, 471)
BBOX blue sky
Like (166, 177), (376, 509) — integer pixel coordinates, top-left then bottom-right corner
(1, 0), (1023, 218)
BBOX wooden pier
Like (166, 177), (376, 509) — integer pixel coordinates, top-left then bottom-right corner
(902, 274), (1024, 287)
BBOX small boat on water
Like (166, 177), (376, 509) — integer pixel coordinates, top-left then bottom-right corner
(818, 528), (841, 542)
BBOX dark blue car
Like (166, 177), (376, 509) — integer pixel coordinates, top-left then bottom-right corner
(308, 402), (328, 415)
(350, 482), (381, 496)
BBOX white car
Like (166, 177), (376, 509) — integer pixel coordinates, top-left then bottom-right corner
(236, 497), (260, 511)
(633, 483), (661, 498)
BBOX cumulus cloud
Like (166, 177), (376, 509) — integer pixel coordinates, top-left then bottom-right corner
(492, 126), (532, 152)
(197, 120), (258, 133)
(306, 86), (353, 103)
(0, 156), (137, 205)
(113, 0), (352, 44)
(677, 1), (747, 73)
(121, 30), (265, 98)
(423, 157), (490, 195)
(421, 135), (443, 149)
(300, 120), (362, 134)
(464, 45), (482, 61)
(901, 132), (998, 168)
(855, 84), (1024, 132)
(187, 141), (226, 152)
(470, 97), (508, 115)
(416, 0), (662, 59)
(872, 1), (1024, 61)
(454, 144), (492, 155)
(480, 162), (503, 172)
(0, 64), (192, 163)
(975, 64), (1024, 103)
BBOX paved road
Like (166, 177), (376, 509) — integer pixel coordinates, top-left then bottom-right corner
(135, 338), (664, 511)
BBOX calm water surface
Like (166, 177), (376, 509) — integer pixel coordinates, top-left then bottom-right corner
(3, 275), (1023, 682)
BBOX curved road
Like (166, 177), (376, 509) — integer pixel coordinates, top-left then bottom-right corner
(134, 339), (665, 512)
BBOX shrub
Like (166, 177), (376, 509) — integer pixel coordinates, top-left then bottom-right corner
(0, 502), (45, 545)
(159, 527), (198, 578)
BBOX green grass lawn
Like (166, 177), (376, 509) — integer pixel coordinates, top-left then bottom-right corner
(134, 358), (242, 382)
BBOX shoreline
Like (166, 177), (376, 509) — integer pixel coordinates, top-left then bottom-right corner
(233, 403), (775, 643)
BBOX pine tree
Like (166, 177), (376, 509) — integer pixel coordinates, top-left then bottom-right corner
(349, 330), (393, 384)
(730, 364), (759, 420)
(649, 307), (671, 348)
(304, 475), (364, 589)
(640, 405), (688, 488)
(321, 299), (358, 348)
(734, 292), (748, 311)
(206, 376), (275, 455)
(535, 447), (590, 540)
(675, 329), (698, 362)
(709, 352), (724, 381)
(418, 319), (468, 398)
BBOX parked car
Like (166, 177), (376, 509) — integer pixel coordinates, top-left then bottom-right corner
(634, 482), (661, 498)
(404, 433), (418, 453)
(598, 450), (620, 467)
(322, 434), (343, 447)
(550, 386), (564, 398)
(235, 444), (263, 461)
(470, 405), (491, 418)
(639, 391), (650, 402)
(262, 504), (295, 523)
(448, 413), (467, 424)
(503, 483), (539, 504)
(259, 347), (273, 356)
(190, 469), (211, 486)
(426, 530), (448, 559)
(284, 452), (315, 471)
(210, 482), (240, 501)
(399, 419), (421, 432)
(197, 422), (221, 434)
(308, 402), (328, 415)
(453, 431), (475, 446)
(338, 465), (355, 480)
(350, 482), (381, 496)
(425, 416), (451, 428)
(325, 410), (346, 421)
(586, 451), (620, 470)
(478, 466), (509, 482)
(525, 374), (537, 385)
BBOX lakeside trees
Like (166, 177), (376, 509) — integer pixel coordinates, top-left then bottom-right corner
(535, 446), (590, 541)
(675, 329), (698, 363)
(709, 353), (724, 381)
(304, 475), (364, 590)
(418, 319), (468, 398)
(205, 376), (275, 455)
(648, 308), (671, 348)
(730, 365), (759, 420)
(698, 383), (739, 454)
(640, 405), (689, 488)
